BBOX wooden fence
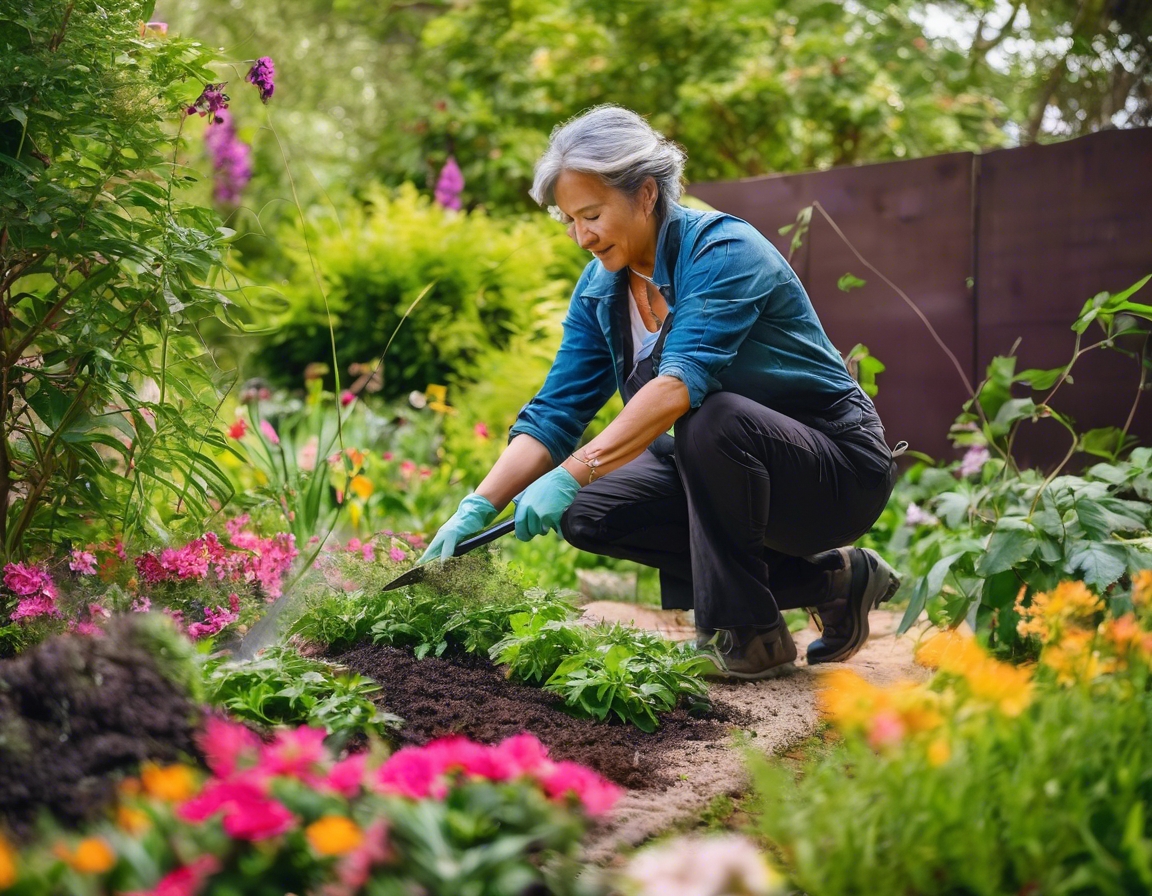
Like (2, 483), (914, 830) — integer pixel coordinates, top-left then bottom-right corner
(690, 127), (1152, 466)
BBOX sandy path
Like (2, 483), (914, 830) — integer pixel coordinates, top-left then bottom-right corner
(577, 603), (928, 859)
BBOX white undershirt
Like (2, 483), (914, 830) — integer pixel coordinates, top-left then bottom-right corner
(628, 285), (661, 364)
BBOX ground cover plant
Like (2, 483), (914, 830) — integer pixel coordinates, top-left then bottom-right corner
(748, 573), (1152, 895)
(0, 720), (620, 895)
(201, 646), (401, 744)
(290, 553), (712, 732)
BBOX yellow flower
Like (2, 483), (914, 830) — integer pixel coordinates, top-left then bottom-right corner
(117, 804), (151, 835)
(915, 630), (984, 673)
(964, 656), (1033, 716)
(1018, 581), (1103, 644)
(0, 833), (16, 888)
(926, 737), (952, 767)
(349, 474), (374, 500)
(818, 669), (884, 731)
(424, 384), (455, 415)
(1041, 628), (1111, 686)
(55, 837), (116, 874)
(347, 501), (363, 529)
(140, 763), (197, 802)
(305, 816), (363, 856)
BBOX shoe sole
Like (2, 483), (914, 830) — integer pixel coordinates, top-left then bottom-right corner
(807, 549), (900, 665)
(702, 661), (798, 682)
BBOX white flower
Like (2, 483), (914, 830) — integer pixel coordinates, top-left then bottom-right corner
(620, 834), (786, 896)
(905, 502), (940, 527)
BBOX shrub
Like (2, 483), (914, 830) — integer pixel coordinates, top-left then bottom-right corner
(251, 184), (585, 399)
(0, 1), (242, 556)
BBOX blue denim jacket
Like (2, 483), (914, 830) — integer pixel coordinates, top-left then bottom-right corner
(509, 203), (862, 464)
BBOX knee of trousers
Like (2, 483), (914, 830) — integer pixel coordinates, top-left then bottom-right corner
(559, 493), (605, 552)
(675, 391), (752, 463)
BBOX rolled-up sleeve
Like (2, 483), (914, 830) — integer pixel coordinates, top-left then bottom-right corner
(657, 222), (788, 408)
(508, 279), (617, 464)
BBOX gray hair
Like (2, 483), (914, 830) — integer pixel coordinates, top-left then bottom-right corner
(530, 105), (687, 221)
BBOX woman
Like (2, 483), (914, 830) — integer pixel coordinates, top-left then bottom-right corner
(422, 105), (900, 680)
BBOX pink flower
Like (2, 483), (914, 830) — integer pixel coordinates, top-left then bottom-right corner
(323, 754), (368, 799)
(186, 83), (229, 123)
(493, 733), (552, 777)
(958, 445), (990, 478)
(297, 435), (319, 471)
(382, 452), (394, 461)
(537, 761), (621, 816)
(199, 717), (261, 779)
(399, 460), (416, 477)
(905, 503), (939, 527)
(186, 604), (240, 640)
(3, 561), (54, 597)
(867, 710), (907, 750)
(389, 546), (406, 563)
(124, 855), (221, 896)
(434, 155), (464, 210)
(135, 553), (169, 584)
(179, 778), (295, 840)
(259, 419), (280, 445)
(228, 419), (248, 440)
(419, 466), (432, 479)
(131, 596), (152, 613)
(68, 619), (103, 636)
(69, 550), (98, 575)
(473, 421), (490, 440)
(340, 390), (356, 407)
(374, 746), (448, 800)
(89, 602), (111, 619)
(11, 594), (62, 620)
(261, 727), (329, 783)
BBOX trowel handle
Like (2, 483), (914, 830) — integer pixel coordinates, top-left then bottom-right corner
(452, 518), (516, 556)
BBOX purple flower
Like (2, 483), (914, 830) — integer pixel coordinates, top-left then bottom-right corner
(204, 110), (253, 205)
(246, 56), (276, 103)
(958, 445), (990, 478)
(187, 83), (230, 123)
(434, 155), (464, 210)
(69, 549), (97, 575)
(905, 502), (940, 528)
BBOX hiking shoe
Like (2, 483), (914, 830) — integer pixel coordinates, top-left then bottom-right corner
(696, 619), (798, 681)
(806, 547), (900, 665)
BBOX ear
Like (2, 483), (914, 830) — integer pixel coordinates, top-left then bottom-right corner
(643, 177), (659, 216)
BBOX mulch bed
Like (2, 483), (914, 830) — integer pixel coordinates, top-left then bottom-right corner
(332, 644), (734, 791)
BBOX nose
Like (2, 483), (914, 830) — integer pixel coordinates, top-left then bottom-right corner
(568, 221), (597, 251)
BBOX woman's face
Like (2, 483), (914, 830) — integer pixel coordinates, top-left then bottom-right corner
(552, 170), (658, 274)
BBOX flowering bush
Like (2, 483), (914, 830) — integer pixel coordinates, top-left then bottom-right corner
(1, 722), (618, 895)
(751, 577), (1152, 895)
(0, 518), (297, 653)
(619, 834), (786, 896)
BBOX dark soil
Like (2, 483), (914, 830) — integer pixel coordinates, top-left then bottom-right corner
(0, 616), (201, 841)
(333, 645), (733, 790)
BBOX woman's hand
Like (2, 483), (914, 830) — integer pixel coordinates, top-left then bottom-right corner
(419, 493), (498, 564)
(513, 467), (581, 541)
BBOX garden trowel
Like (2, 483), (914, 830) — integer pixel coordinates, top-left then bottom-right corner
(381, 518), (516, 591)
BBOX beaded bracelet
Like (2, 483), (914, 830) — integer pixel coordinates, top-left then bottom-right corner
(569, 452), (601, 483)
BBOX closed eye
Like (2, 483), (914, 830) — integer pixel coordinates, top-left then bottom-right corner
(585, 215), (600, 221)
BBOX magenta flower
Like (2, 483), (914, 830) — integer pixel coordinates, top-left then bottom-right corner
(186, 603), (240, 640)
(178, 778), (296, 841)
(259, 419), (280, 445)
(434, 155), (464, 211)
(340, 390), (356, 407)
(186, 83), (229, 123)
(127, 855), (221, 896)
(493, 732), (552, 776)
(203, 109), (252, 205)
(135, 552), (169, 585)
(389, 546), (406, 563)
(473, 421), (490, 440)
(131, 596), (152, 613)
(4, 561), (54, 597)
(261, 726), (328, 784)
(537, 760), (622, 816)
(323, 754), (368, 799)
(245, 56), (276, 103)
(10, 594), (61, 621)
(69, 549), (98, 575)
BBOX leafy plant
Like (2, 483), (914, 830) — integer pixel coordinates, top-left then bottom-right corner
(202, 646), (400, 742)
(492, 618), (712, 732)
(0, 0), (243, 557)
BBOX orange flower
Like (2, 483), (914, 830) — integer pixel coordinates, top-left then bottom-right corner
(117, 804), (151, 835)
(0, 833), (16, 888)
(140, 763), (198, 802)
(1132, 570), (1152, 609)
(349, 475), (374, 500)
(926, 737), (952, 767)
(55, 837), (116, 874)
(964, 656), (1033, 716)
(1041, 628), (1110, 686)
(818, 670), (942, 741)
(305, 815), (363, 856)
(1017, 581), (1103, 644)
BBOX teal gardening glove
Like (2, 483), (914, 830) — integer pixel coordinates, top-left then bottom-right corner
(514, 467), (581, 541)
(420, 493), (498, 564)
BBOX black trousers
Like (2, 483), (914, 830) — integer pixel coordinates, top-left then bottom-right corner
(560, 390), (897, 630)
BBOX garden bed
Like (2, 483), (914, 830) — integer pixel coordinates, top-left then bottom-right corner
(333, 643), (731, 791)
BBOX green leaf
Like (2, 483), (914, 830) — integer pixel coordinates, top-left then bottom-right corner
(1014, 367), (1065, 390)
(837, 273), (867, 292)
(1066, 542), (1128, 591)
(977, 523), (1037, 576)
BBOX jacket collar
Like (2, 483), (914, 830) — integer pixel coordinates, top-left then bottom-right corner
(578, 203), (687, 301)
